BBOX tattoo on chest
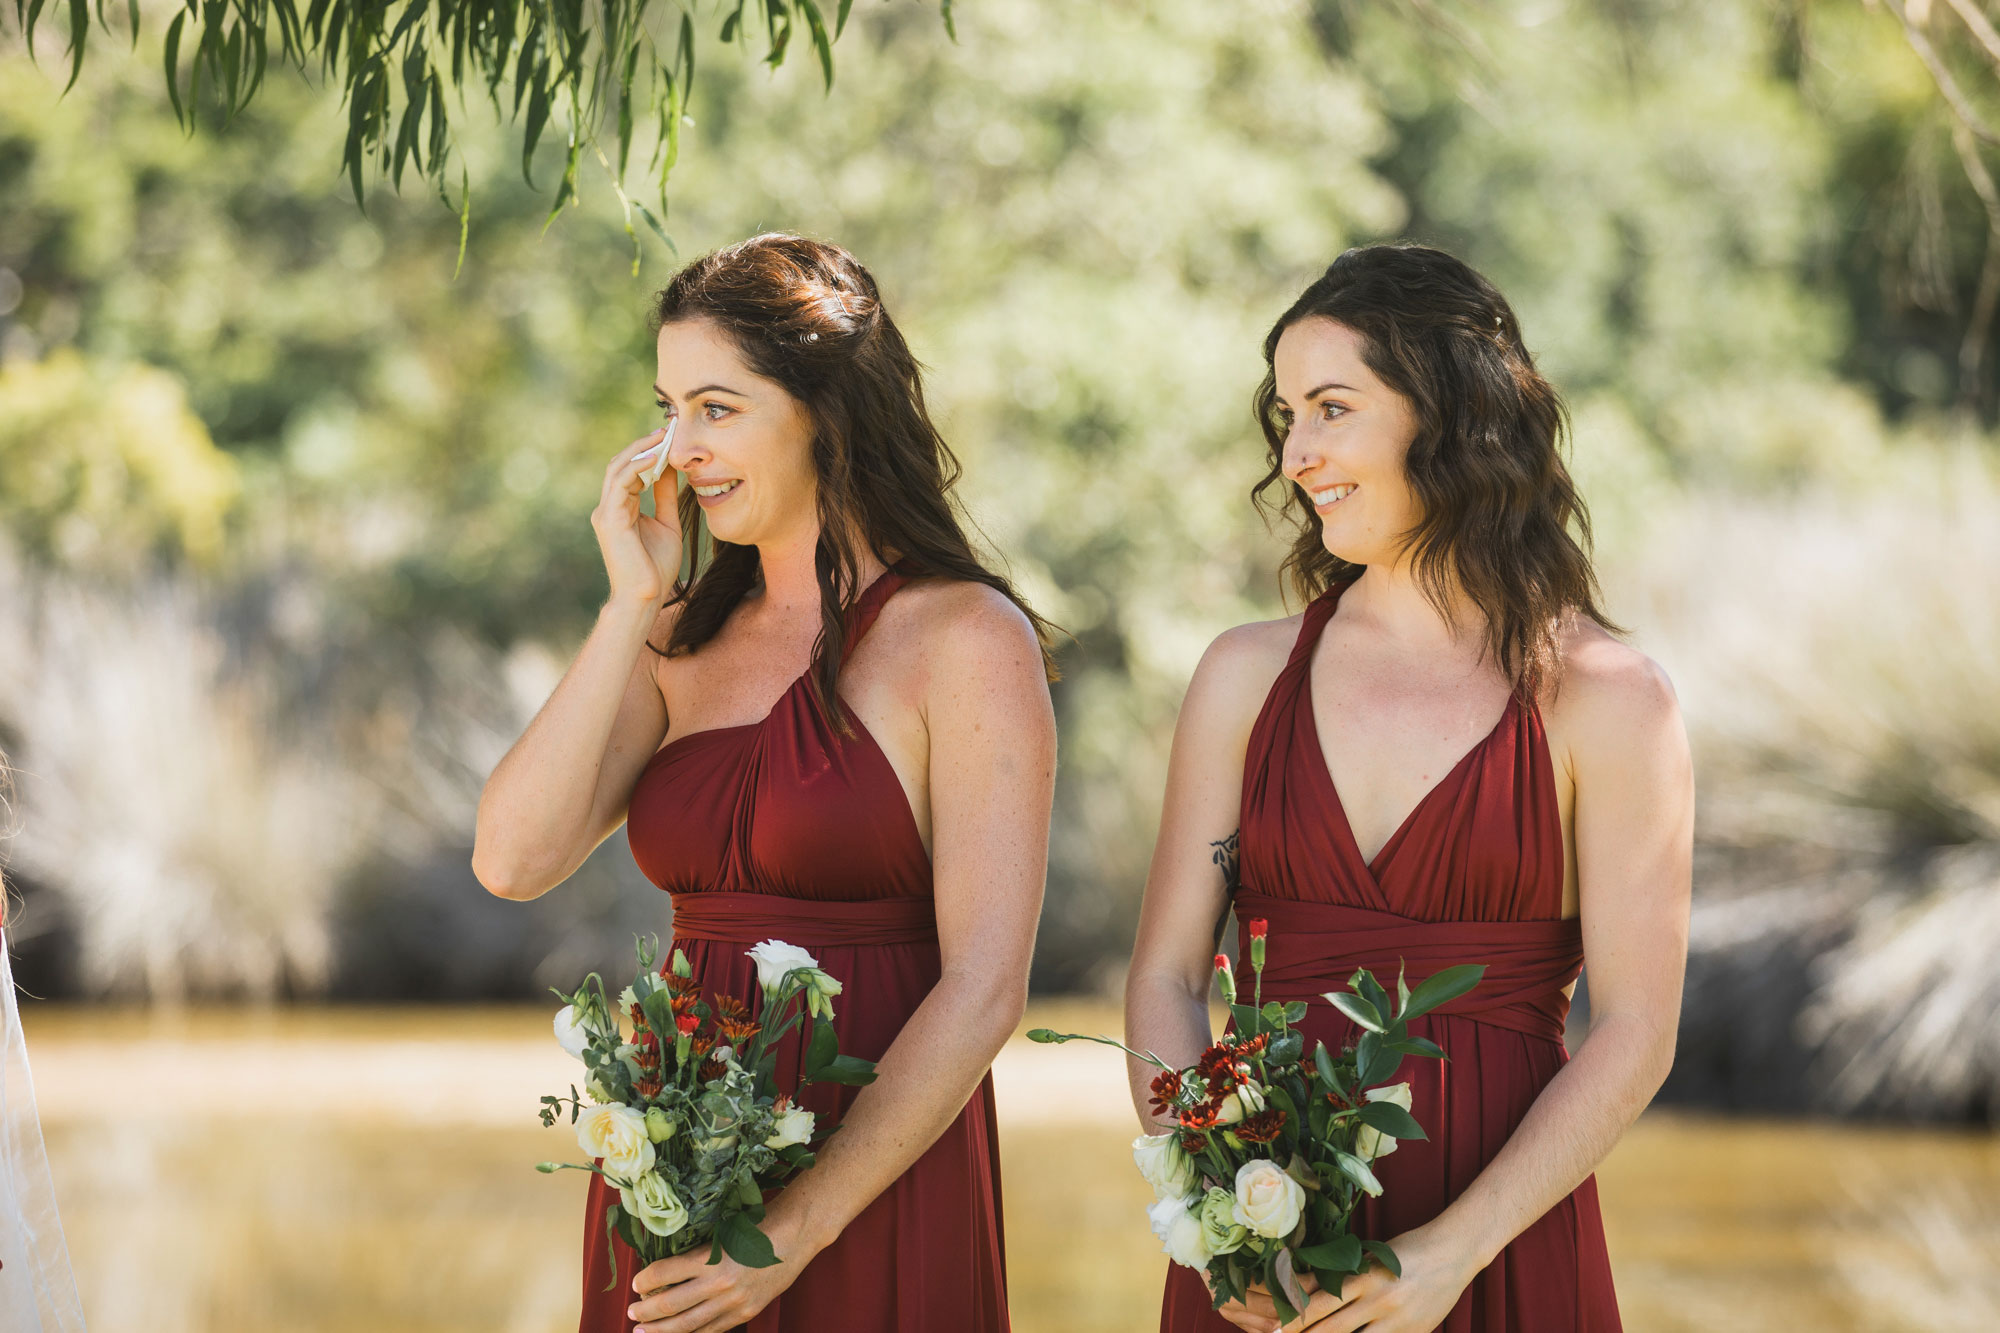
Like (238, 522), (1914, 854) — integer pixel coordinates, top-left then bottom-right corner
(1210, 829), (1240, 895)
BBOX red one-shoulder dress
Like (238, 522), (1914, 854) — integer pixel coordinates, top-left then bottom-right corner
(579, 562), (1009, 1333)
(1161, 576), (1621, 1332)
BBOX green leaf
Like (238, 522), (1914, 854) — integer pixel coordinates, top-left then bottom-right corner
(804, 1016), (838, 1077)
(1313, 1042), (1339, 1086)
(162, 10), (187, 125)
(1362, 1238), (1402, 1278)
(1354, 1099), (1426, 1141)
(823, 1053), (877, 1085)
(1281, 1000), (1308, 1023)
(1401, 964), (1486, 1022)
(1388, 1036), (1446, 1060)
(632, 198), (676, 256)
(797, 0), (833, 91)
(1326, 991), (1385, 1034)
(834, 0), (852, 37)
(1295, 1234), (1363, 1272)
(716, 1211), (781, 1268)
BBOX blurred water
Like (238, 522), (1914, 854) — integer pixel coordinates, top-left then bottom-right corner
(20, 1003), (1999, 1333)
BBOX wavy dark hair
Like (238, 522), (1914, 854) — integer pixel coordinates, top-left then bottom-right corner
(1252, 243), (1617, 695)
(647, 233), (1057, 729)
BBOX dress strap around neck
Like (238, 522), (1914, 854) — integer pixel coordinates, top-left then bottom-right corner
(1287, 574), (1356, 669)
(839, 559), (914, 662)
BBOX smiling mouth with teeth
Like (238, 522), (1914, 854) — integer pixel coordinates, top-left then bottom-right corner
(1307, 482), (1357, 510)
(692, 480), (742, 501)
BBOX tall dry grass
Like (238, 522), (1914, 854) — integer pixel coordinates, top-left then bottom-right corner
(1608, 444), (2000, 1118)
(0, 543), (368, 999)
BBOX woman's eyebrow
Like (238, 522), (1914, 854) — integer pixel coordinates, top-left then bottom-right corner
(653, 382), (748, 398)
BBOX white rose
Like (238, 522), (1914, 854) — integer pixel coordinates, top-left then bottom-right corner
(1231, 1159), (1305, 1239)
(1147, 1194), (1214, 1270)
(746, 940), (820, 993)
(1131, 1132), (1196, 1203)
(764, 1104), (817, 1149)
(576, 1103), (656, 1183)
(618, 984), (638, 1011)
(1354, 1082), (1414, 1162)
(618, 1171), (690, 1239)
(553, 1005), (591, 1060)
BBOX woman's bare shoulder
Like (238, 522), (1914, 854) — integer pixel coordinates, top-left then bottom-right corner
(1545, 618), (1684, 762)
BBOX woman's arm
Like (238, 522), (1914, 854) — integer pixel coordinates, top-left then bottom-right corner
(1125, 623), (1304, 1333)
(1125, 623), (1289, 1131)
(625, 584), (1057, 1333)
(471, 429), (680, 899)
(1305, 638), (1694, 1333)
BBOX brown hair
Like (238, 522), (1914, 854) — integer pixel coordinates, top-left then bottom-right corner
(648, 233), (1056, 728)
(1251, 243), (1617, 694)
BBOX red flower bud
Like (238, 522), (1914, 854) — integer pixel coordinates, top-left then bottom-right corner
(1213, 953), (1230, 972)
(674, 1013), (699, 1036)
(1247, 918), (1268, 940)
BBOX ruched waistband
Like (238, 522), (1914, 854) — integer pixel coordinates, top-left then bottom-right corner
(1232, 890), (1583, 1045)
(669, 891), (939, 947)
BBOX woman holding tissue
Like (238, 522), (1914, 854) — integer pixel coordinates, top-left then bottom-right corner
(1125, 245), (1692, 1333)
(472, 233), (1056, 1333)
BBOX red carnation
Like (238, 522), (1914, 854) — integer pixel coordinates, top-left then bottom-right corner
(1237, 1108), (1286, 1143)
(1194, 1045), (1240, 1091)
(1247, 918), (1268, 940)
(674, 1012), (700, 1036)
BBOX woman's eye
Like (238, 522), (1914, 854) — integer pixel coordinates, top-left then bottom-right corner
(656, 402), (675, 419)
(703, 402), (730, 420)
(1321, 402), (1345, 421)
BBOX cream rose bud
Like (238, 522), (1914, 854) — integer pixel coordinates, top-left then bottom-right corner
(643, 1107), (676, 1144)
(746, 940), (820, 993)
(1354, 1082), (1415, 1162)
(1231, 1159), (1305, 1239)
(619, 1171), (690, 1239)
(1214, 1078), (1265, 1125)
(553, 1005), (591, 1060)
(764, 1104), (817, 1149)
(1147, 1195), (1214, 1270)
(576, 1103), (655, 1182)
(1197, 1186), (1249, 1256)
(1131, 1132), (1197, 1203)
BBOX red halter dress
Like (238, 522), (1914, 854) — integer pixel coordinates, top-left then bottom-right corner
(1160, 577), (1621, 1332)
(579, 563), (1009, 1332)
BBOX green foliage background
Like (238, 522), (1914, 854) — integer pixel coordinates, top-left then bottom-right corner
(6, 0), (2000, 1063)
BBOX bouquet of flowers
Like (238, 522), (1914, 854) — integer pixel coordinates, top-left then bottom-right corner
(1029, 919), (1484, 1326)
(537, 935), (876, 1283)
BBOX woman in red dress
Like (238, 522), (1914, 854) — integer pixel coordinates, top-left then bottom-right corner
(1125, 244), (1692, 1333)
(472, 234), (1056, 1333)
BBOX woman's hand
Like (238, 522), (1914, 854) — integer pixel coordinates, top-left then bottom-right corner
(1210, 1273), (1347, 1333)
(624, 1207), (821, 1333)
(592, 426), (683, 607)
(1293, 1222), (1479, 1332)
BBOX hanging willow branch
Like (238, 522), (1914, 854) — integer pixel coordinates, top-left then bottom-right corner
(6, 0), (956, 269)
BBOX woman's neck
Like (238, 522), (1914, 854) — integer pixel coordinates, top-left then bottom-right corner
(751, 528), (885, 613)
(1341, 558), (1486, 655)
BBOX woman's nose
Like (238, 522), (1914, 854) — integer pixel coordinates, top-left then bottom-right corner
(1282, 431), (1315, 482)
(665, 419), (706, 468)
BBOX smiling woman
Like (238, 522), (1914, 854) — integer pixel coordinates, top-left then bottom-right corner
(1126, 245), (1691, 1333)
(471, 232), (1059, 1333)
